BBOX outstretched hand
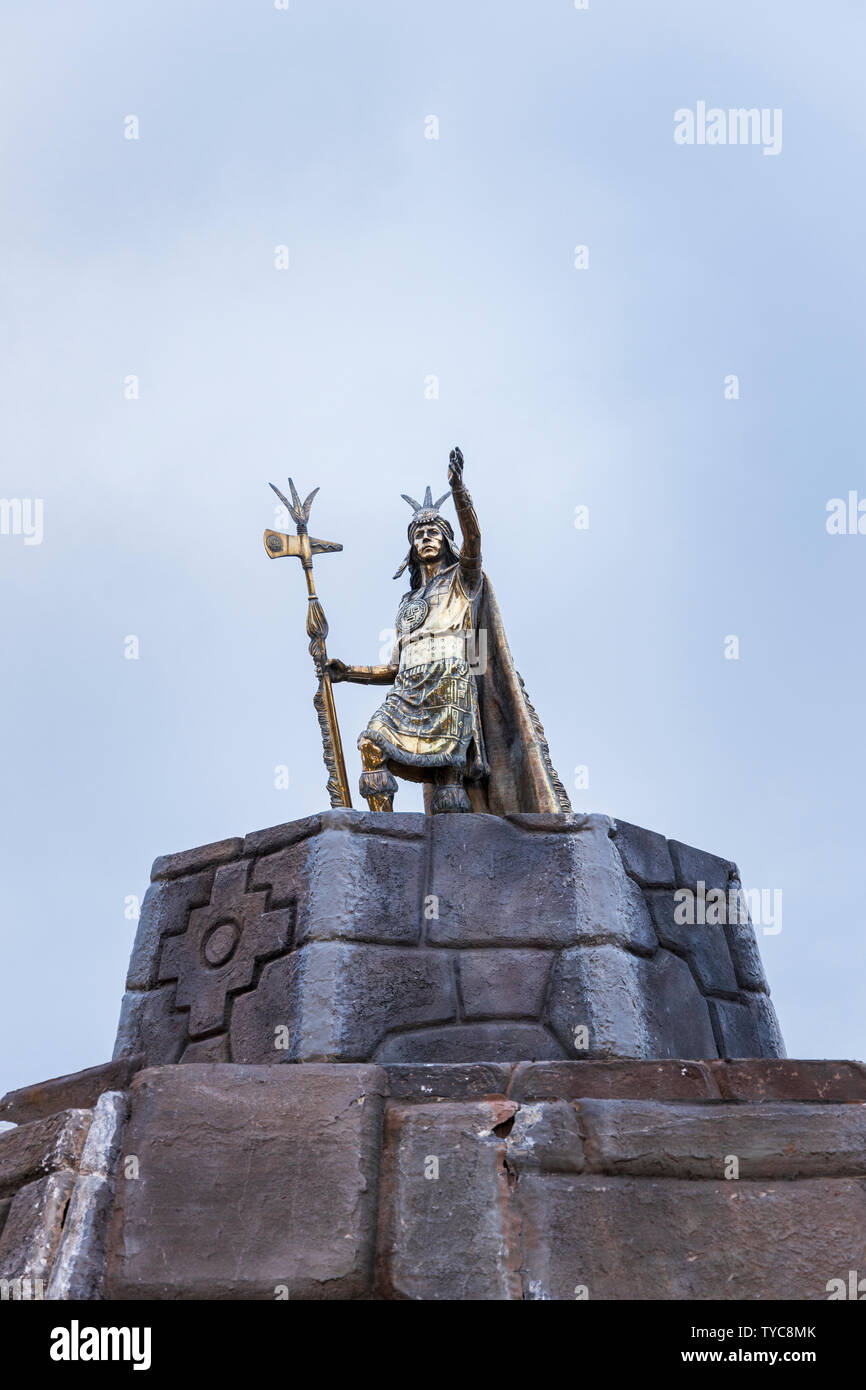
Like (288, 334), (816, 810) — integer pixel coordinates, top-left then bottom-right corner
(448, 446), (464, 489)
(325, 658), (349, 683)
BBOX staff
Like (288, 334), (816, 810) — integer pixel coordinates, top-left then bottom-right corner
(263, 478), (352, 808)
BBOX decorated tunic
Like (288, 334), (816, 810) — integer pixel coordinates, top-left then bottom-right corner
(362, 562), (488, 777)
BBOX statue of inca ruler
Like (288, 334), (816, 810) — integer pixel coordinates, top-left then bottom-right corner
(327, 448), (572, 815)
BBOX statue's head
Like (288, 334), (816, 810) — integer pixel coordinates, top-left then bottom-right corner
(393, 488), (460, 585)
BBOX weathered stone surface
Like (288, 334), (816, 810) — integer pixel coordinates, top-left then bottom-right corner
(646, 891), (739, 996)
(425, 814), (581, 947)
(375, 1101), (521, 1300)
(322, 809), (427, 841)
(151, 837), (243, 882)
(0, 1109), (92, 1199)
(297, 827), (427, 945)
(125, 871), (214, 990)
(745, 992), (786, 1058)
(113, 984), (188, 1063)
(668, 840), (735, 894)
(248, 839), (309, 908)
(242, 813), (322, 857)
(0, 1057), (143, 1127)
(0, 1172), (75, 1284)
(117, 813), (787, 1067)
(547, 945), (717, 1059)
(641, 951), (719, 1057)
(724, 886), (769, 992)
(47, 1092), (129, 1301)
(104, 1064), (387, 1300)
(708, 997), (761, 1058)
(232, 943), (456, 1062)
(0, 1197), (10, 1241)
(577, 1099), (866, 1178)
(458, 950), (552, 1020)
(376, 1022), (564, 1064)
(612, 820), (675, 887)
(509, 1059), (720, 1102)
(504, 1101), (584, 1173)
(516, 1174), (866, 1299)
(384, 1063), (513, 1101)
(229, 953), (301, 1062)
(565, 817), (659, 955)
(712, 1059), (866, 1103)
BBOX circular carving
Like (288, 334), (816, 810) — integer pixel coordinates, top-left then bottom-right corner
(202, 920), (241, 968)
(267, 534), (283, 553)
(398, 598), (429, 633)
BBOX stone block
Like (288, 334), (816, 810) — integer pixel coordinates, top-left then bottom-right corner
(515, 1174), (866, 1299)
(248, 838), (310, 910)
(708, 997), (762, 1058)
(104, 1064), (387, 1300)
(375, 1101), (521, 1300)
(646, 891), (739, 996)
(375, 1022), (564, 1064)
(425, 814), (580, 947)
(458, 950), (552, 1020)
(0, 1172), (75, 1285)
(612, 820), (675, 887)
(242, 813), (322, 857)
(296, 827), (427, 945)
(427, 814), (655, 953)
(0, 1109), (92, 1199)
(47, 1092), (129, 1301)
(113, 984), (188, 1064)
(724, 887), (770, 992)
(547, 945), (717, 1059)
(0, 1057), (143, 1127)
(577, 1099), (866, 1178)
(669, 840), (735, 894)
(745, 992), (786, 1058)
(508, 1059), (720, 1102)
(125, 871), (214, 990)
(711, 1059), (866, 1103)
(151, 837), (244, 882)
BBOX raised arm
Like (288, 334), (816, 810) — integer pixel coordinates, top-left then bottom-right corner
(448, 446), (481, 586)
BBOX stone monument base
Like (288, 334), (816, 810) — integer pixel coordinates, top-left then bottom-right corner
(2, 1056), (865, 1301)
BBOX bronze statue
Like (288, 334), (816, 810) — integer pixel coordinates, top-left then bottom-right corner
(326, 448), (571, 816)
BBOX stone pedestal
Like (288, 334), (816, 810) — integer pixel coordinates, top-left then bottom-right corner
(113, 811), (784, 1067)
(0, 808), (816, 1302)
(3, 1058), (865, 1301)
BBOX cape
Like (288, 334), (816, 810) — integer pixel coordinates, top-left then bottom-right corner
(422, 572), (572, 816)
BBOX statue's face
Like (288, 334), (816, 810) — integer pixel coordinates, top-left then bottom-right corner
(412, 522), (444, 562)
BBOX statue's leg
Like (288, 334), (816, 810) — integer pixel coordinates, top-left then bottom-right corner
(430, 764), (471, 815)
(358, 738), (398, 812)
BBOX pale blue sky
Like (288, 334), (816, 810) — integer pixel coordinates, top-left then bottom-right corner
(2, 0), (864, 1095)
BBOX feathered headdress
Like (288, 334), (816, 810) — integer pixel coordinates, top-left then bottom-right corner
(393, 485), (459, 580)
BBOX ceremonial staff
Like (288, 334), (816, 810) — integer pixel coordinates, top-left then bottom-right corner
(263, 478), (353, 808)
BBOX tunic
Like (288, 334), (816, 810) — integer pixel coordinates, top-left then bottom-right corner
(361, 562), (488, 778)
